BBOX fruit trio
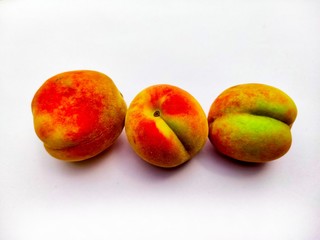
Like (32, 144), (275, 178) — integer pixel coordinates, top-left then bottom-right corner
(31, 70), (297, 167)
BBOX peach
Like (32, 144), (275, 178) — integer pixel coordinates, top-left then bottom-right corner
(125, 84), (208, 168)
(31, 70), (127, 161)
(208, 83), (297, 163)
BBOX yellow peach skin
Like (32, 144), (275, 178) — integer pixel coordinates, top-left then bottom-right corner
(125, 84), (208, 168)
(208, 83), (297, 163)
(31, 70), (127, 161)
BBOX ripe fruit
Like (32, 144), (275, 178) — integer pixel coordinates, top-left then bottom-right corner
(125, 84), (208, 168)
(31, 70), (127, 161)
(208, 83), (297, 163)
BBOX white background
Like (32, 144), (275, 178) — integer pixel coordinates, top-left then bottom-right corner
(1, 0), (320, 239)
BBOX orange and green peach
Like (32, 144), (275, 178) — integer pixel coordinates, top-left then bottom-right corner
(125, 84), (208, 168)
(208, 83), (297, 163)
(31, 70), (127, 161)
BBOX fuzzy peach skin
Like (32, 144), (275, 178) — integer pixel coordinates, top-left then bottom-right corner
(31, 70), (127, 161)
(208, 83), (297, 163)
(125, 84), (208, 168)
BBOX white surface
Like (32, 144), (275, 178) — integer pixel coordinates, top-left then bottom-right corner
(1, 0), (320, 239)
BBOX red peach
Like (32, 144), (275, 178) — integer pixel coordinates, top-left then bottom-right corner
(125, 84), (208, 168)
(31, 70), (127, 161)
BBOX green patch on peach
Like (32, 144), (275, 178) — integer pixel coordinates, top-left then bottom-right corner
(210, 113), (292, 162)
